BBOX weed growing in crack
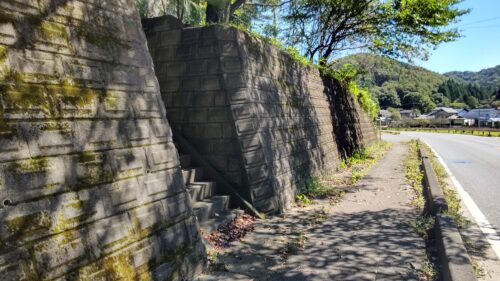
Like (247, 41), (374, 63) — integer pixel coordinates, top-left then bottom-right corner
(404, 140), (425, 209)
(419, 257), (438, 281)
(411, 215), (435, 238)
(284, 232), (307, 256)
(421, 144), (470, 229)
(295, 193), (312, 207)
(207, 249), (218, 265)
(471, 257), (486, 279)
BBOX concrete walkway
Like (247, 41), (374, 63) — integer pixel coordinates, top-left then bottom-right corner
(196, 142), (426, 280)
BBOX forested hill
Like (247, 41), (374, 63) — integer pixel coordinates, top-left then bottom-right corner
(445, 65), (500, 89)
(333, 53), (496, 113)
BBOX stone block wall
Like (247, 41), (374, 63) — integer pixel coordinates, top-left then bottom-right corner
(143, 20), (250, 200)
(146, 19), (376, 213)
(0, 2), (203, 280)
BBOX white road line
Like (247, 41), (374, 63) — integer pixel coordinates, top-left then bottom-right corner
(423, 141), (500, 259)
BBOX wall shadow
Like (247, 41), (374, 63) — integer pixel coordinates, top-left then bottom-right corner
(216, 208), (441, 280)
(321, 75), (364, 159)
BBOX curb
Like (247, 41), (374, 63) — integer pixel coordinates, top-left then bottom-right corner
(419, 146), (477, 281)
(420, 148), (447, 215)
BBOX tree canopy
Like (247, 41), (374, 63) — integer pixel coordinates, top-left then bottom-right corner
(135, 0), (468, 64)
(282, 0), (468, 64)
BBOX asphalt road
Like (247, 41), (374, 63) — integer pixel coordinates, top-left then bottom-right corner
(383, 131), (500, 236)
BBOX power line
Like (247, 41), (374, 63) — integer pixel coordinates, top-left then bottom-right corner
(456, 15), (500, 27)
(464, 24), (500, 29)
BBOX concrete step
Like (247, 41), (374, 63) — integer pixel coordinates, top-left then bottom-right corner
(182, 167), (203, 185)
(199, 209), (245, 235)
(188, 181), (217, 201)
(179, 154), (191, 168)
(193, 195), (230, 223)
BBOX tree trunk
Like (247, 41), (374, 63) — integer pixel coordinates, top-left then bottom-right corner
(205, 3), (221, 23)
(205, 1), (231, 23)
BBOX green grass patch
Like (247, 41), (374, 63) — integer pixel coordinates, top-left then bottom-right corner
(343, 141), (392, 183)
(296, 141), (392, 207)
(285, 231), (307, 255)
(388, 127), (500, 137)
(411, 215), (435, 238)
(404, 140), (425, 209)
(421, 144), (470, 229)
(295, 193), (312, 207)
(419, 257), (438, 281)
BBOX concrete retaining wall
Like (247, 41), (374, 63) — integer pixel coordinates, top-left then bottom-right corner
(145, 17), (376, 213)
(0, 2), (203, 280)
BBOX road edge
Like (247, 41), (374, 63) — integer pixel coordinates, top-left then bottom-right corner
(422, 141), (500, 259)
(419, 145), (477, 281)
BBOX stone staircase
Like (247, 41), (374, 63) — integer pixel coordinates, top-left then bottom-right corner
(179, 153), (242, 234)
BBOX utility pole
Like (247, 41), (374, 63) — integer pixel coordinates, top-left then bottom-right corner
(478, 109), (481, 128)
(377, 111), (382, 141)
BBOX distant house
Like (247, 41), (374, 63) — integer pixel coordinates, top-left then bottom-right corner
(377, 109), (392, 125)
(448, 114), (475, 126)
(463, 108), (500, 127)
(456, 108), (469, 118)
(414, 114), (434, 120)
(400, 109), (418, 118)
(428, 107), (458, 119)
(487, 113), (500, 128)
(379, 110), (391, 119)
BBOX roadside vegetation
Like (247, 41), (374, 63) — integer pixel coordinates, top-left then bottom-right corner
(404, 140), (425, 210)
(420, 144), (470, 229)
(404, 140), (438, 281)
(419, 142), (486, 278)
(296, 141), (392, 206)
(387, 127), (500, 137)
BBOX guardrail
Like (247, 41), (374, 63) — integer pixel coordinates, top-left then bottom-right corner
(419, 146), (477, 281)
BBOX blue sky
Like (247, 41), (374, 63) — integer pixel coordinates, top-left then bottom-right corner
(416, 0), (500, 74)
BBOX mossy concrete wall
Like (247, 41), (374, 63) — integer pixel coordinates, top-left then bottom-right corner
(0, 1), (204, 280)
(144, 17), (376, 213)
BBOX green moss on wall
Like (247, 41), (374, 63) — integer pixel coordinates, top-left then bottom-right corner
(4, 211), (52, 238)
(0, 45), (7, 61)
(40, 21), (69, 43)
(76, 23), (127, 49)
(78, 152), (97, 163)
(12, 157), (49, 173)
(0, 70), (104, 117)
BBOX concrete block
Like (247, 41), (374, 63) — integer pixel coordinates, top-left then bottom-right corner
(201, 76), (220, 91)
(102, 178), (141, 214)
(186, 108), (208, 123)
(193, 93), (214, 107)
(197, 43), (218, 58)
(221, 57), (242, 72)
(208, 107), (229, 122)
(142, 169), (184, 202)
(161, 30), (182, 46)
(206, 59), (221, 74)
(129, 202), (168, 237)
(181, 28), (200, 43)
(157, 220), (189, 252)
(108, 147), (147, 180)
(220, 41), (239, 56)
(144, 142), (180, 172)
(235, 120), (256, 135)
(0, 125), (31, 162)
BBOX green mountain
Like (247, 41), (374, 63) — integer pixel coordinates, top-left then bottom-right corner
(333, 54), (496, 113)
(445, 65), (500, 90)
